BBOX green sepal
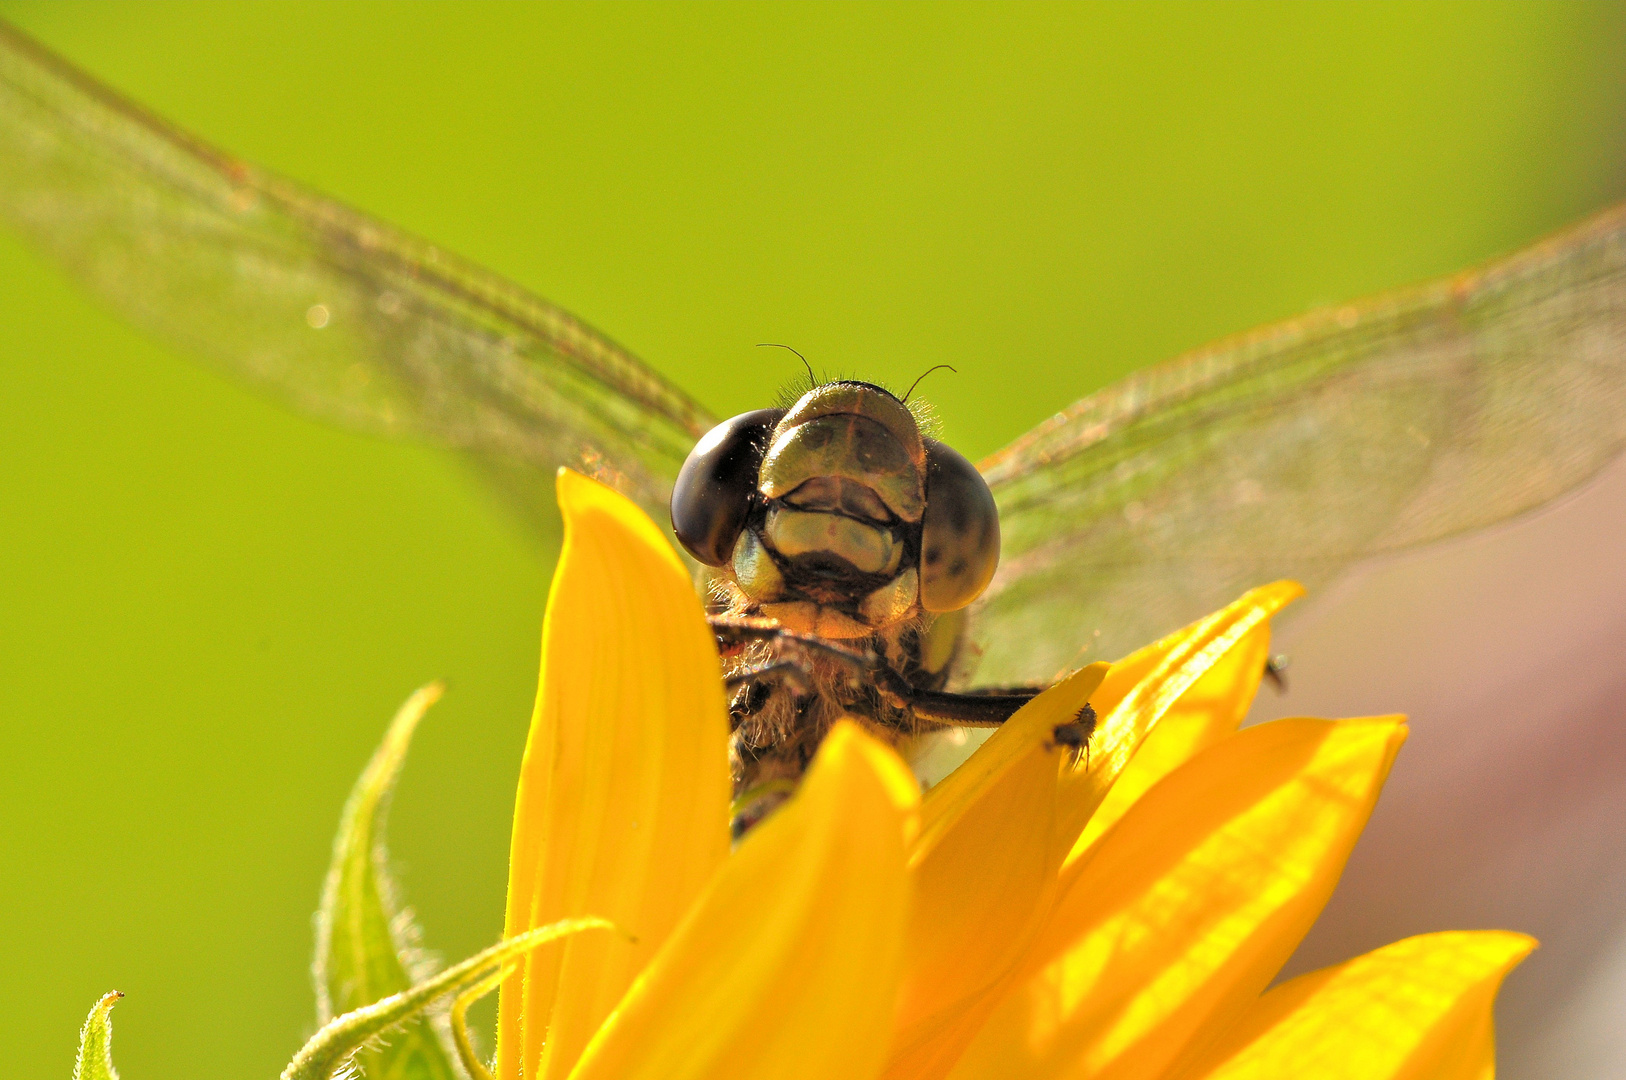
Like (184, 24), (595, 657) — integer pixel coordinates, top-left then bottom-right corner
(313, 683), (459, 1080)
(71, 992), (122, 1080)
(283, 918), (615, 1080)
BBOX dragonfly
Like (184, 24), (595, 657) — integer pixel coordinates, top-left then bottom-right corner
(5, 22), (1626, 822)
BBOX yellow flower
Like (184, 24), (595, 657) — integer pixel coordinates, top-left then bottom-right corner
(494, 471), (1534, 1080)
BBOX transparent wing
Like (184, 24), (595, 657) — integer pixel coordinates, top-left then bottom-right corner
(963, 205), (1626, 685)
(0, 23), (712, 526)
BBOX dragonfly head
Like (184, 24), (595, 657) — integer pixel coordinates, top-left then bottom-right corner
(671, 381), (1000, 634)
(761, 382), (927, 522)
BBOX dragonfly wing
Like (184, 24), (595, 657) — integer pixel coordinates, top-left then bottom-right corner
(963, 205), (1626, 685)
(0, 23), (712, 525)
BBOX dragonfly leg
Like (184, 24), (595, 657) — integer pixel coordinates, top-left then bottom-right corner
(710, 614), (876, 735)
(707, 614), (874, 674)
(725, 659), (815, 694)
(879, 668), (1098, 759)
(896, 684), (1038, 726)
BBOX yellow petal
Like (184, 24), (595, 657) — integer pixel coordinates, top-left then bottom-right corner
(1072, 618), (1274, 856)
(887, 677), (1091, 1080)
(569, 722), (919, 1080)
(1059, 581), (1303, 864)
(1086, 581), (1299, 719)
(949, 716), (1406, 1080)
(1180, 931), (1536, 1080)
(915, 663), (1109, 863)
(893, 585), (1296, 1080)
(496, 470), (732, 1080)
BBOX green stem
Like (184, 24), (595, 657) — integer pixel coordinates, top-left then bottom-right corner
(281, 918), (614, 1080)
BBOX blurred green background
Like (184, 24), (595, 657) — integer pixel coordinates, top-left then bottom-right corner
(1, 2), (1623, 1077)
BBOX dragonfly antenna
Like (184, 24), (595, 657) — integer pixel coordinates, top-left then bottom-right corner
(903, 364), (957, 403)
(757, 343), (817, 390)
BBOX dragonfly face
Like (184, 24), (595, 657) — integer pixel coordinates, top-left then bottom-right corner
(671, 380), (1000, 637)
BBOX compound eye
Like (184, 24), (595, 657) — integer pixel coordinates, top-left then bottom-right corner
(670, 409), (784, 565)
(919, 439), (999, 612)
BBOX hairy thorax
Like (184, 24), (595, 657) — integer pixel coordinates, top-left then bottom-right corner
(716, 578), (966, 817)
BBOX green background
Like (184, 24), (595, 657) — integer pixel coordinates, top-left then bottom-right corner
(1, 3), (1622, 1077)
